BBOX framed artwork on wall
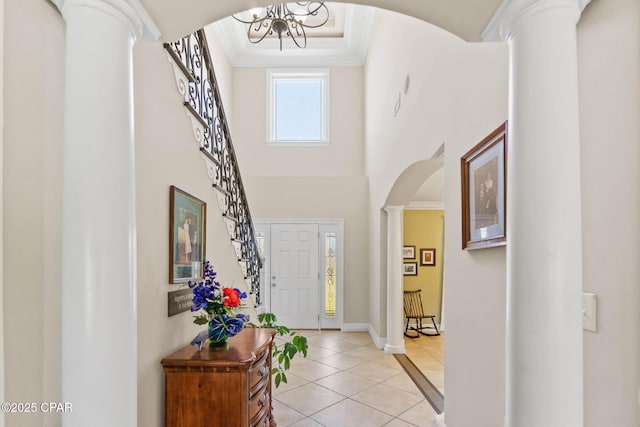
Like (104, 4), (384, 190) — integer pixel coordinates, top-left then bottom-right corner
(403, 262), (418, 276)
(461, 122), (508, 250)
(420, 248), (436, 266)
(169, 185), (206, 283)
(403, 246), (416, 259)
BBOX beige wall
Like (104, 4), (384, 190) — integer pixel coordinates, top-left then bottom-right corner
(231, 66), (365, 178)
(231, 65), (370, 326)
(133, 41), (255, 426)
(578, 0), (640, 425)
(244, 176), (369, 324)
(0, 0), (5, 422)
(3, 2), (65, 426)
(2, 2), (639, 427)
(364, 8), (509, 427)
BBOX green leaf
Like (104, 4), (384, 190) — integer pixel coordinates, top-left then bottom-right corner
(193, 315), (208, 325)
(275, 373), (281, 388)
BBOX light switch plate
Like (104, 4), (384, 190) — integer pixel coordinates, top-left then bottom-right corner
(583, 292), (597, 332)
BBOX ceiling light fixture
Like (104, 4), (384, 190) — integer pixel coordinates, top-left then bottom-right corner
(233, 2), (330, 51)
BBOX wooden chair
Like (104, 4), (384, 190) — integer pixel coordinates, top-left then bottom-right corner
(403, 289), (440, 337)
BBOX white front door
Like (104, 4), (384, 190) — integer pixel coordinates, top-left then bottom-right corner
(270, 223), (319, 329)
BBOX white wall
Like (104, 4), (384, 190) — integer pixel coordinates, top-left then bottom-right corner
(578, 0), (640, 425)
(364, 9), (509, 427)
(2, 2), (64, 426)
(133, 40), (255, 426)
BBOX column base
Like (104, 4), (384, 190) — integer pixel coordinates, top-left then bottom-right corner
(383, 343), (406, 354)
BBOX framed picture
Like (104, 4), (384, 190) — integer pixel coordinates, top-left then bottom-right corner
(461, 122), (508, 250)
(403, 246), (416, 259)
(403, 262), (418, 276)
(170, 186), (206, 283)
(420, 248), (436, 266)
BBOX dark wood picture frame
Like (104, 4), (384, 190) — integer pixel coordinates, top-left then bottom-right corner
(420, 248), (436, 266)
(403, 262), (418, 276)
(461, 122), (508, 250)
(402, 245), (416, 259)
(170, 186), (206, 283)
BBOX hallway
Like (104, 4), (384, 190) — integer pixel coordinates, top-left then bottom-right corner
(272, 330), (444, 426)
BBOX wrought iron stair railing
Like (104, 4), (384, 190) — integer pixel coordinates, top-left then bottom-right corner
(164, 30), (262, 306)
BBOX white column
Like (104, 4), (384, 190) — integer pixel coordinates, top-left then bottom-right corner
(484, 1), (589, 426)
(53, 1), (156, 426)
(384, 206), (406, 354)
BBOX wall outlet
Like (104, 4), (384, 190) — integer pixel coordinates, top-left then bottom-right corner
(582, 292), (597, 332)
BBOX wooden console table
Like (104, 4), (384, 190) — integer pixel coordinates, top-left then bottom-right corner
(161, 328), (277, 427)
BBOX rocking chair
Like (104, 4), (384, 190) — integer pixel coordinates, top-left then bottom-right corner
(403, 289), (440, 337)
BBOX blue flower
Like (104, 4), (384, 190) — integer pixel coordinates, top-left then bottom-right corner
(189, 260), (249, 342)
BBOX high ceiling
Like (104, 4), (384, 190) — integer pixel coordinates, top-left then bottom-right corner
(138, 0), (503, 44)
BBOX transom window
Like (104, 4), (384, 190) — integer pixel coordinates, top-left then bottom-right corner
(268, 70), (329, 146)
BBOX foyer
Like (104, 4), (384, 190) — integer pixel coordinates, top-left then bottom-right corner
(2, 1), (639, 427)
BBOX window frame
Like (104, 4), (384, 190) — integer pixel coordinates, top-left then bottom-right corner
(267, 69), (330, 146)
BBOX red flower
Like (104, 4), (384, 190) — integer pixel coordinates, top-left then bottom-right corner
(223, 288), (240, 307)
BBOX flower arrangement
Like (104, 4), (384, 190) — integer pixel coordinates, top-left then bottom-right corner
(189, 261), (249, 345)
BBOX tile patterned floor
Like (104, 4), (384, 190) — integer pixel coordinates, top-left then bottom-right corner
(272, 330), (445, 427)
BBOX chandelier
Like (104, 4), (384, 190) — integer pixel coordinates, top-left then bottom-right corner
(233, 2), (330, 51)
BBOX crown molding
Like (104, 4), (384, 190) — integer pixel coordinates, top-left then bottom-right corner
(212, 4), (375, 68)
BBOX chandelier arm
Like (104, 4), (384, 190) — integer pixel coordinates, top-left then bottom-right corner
(288, 23), (307, 49)
(232, 14), (258, 24)
(240, 18), (274, 45)
(235, 2), (328, 50)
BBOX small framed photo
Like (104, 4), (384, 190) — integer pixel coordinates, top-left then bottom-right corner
(170, 186), (206, 283)
(420, 248), (436, 266)
(461, 122), (508, 250)
(403, 262), (418, 276)
(403, 246), (416, 259)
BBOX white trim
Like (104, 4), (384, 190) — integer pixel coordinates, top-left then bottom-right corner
(433, 412), (447, 427)
(482, 0), (590, 42)
(211, 4), (375, 67)
(404, 201), (445, 210)
(368, 324), (386, 350)
(267, 69), (330, 146)
(341, 323), (369, 332)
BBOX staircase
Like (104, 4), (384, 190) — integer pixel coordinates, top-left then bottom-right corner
(163, 30), (262, 308)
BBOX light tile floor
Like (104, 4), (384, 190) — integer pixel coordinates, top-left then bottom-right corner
(272, 330), (445, 427)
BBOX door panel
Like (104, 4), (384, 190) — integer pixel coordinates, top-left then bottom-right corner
(270, 224), (319, 329)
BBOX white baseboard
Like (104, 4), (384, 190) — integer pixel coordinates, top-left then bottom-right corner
(341, 323), (369, 332)
(433, 412), (446, 427)
(367, 325), (386, 349)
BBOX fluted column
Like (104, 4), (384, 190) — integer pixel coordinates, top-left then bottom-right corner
(384, 206), (406, 354)
(484, 1), (590, 426)
(53, 1), (158, 426)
